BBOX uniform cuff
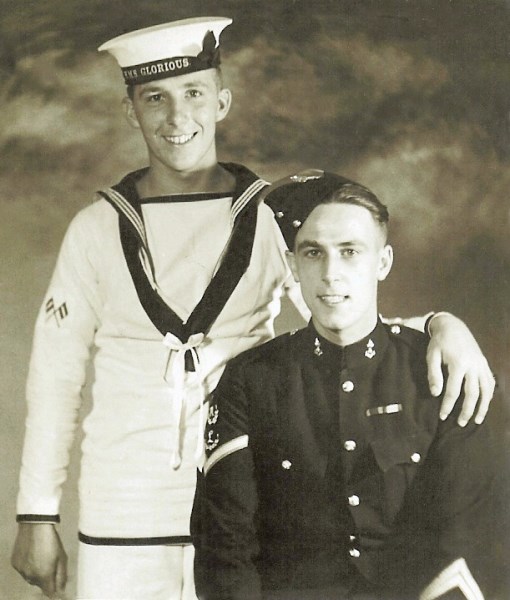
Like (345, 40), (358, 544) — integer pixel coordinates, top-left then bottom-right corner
(16, 514), (60, 524)
(426, 311), (453, 337)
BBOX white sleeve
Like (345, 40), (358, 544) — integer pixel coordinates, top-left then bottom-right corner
(380, 312), (435, 333)
(284, 277), (311, 322)
(17, 207), (103, 517)
(268, 212), (311, 323)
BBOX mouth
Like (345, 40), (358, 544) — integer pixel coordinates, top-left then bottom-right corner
(318, 294), (349, 306)
(163, 132), (197, 145)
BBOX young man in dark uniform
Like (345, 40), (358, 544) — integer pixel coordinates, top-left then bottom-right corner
(193, 171), (496, 600)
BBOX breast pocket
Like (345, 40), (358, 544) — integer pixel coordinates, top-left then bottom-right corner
(369, 430), (434, 523)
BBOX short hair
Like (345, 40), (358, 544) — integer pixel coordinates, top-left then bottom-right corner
(322, 183), (389, 241)
(126, 66), (224, 100)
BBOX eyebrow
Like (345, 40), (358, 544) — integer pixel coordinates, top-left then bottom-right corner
(182, 80), (210, 88)
(138, 80), (210, 94)
(296, 239), (363, 251)
(138, 85), (163, 94)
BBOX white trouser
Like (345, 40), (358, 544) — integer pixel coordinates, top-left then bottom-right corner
(76, 542), (197, 600)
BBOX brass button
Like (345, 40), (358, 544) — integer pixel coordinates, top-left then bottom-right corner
(342, 380), (354, 393)
(348, 495), (360, 507)
(411, 453), (421, 463)
(282, 460), (292, 470)
(344, 440), (357, 452)
(349, 548), (361, 558)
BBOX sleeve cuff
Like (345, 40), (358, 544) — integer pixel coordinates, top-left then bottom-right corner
(17, 514), (60, 524)
(424, 312), (436, 338)
(426, 311), (453, 337)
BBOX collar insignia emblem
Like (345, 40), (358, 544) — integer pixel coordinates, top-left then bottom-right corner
(365, 339), (376, 359)
(314, 337), (323, 357)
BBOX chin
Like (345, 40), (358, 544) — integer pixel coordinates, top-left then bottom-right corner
(319, 319), (350, 337)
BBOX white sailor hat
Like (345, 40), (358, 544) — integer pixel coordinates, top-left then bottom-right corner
(98, 16), (232, 85)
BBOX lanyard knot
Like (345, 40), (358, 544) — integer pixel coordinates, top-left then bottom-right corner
(162, 332), (205, 469)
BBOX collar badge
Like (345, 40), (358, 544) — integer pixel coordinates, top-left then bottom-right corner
(314, 337), (323, 357)
(365, 338), (376, 359)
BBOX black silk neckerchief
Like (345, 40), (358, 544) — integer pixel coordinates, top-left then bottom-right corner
(99, 163), (266, 367)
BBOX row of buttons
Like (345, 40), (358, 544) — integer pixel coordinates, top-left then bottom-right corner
(344, 442), (421, 463)
(343, 368), (358, 554)
(348, 534), (360, 558)
(283, 452), (421, 469)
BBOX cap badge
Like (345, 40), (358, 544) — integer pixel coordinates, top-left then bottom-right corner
(365, 339), (376, 359)
(289, 169), (324, 183)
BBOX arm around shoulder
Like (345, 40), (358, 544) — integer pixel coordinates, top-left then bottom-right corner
(426, 312), (494, 425)
(383, 311), (494, 424)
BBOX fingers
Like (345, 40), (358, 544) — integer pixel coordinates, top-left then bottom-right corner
(55, 553), (68, 597)
(474, 363), (496, 425)
(439, 367), (464, 422)
(39, 575), (57, 599)
(13, 561), (57, 597)
(456, 372), (479, 427)
(15, 571), (55, 597)
(426, 345), (444, 398)
(439, 362), (495, 426)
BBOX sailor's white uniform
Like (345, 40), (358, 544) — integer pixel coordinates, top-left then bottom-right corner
(16, 164), (294, 597)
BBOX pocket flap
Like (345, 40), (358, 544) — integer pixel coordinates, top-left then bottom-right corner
(370, 430), (433, 472)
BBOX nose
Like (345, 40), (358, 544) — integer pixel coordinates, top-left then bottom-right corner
(165, 96), (188, 127)
(321, 254), (343, 284)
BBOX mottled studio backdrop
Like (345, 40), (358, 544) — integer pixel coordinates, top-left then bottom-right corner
(1, 1), (509, 598)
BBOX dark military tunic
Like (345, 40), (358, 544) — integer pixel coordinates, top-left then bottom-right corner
(192, 321), (495, 599)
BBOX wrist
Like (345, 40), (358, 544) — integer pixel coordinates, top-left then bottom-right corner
(426, 311), (454, 336)
(17, 521), (57, 529)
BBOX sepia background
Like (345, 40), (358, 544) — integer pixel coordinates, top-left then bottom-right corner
(1, 0), (509, 597)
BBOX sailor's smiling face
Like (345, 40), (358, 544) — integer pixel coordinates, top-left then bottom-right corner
(124, 68), (231, 174)
(287, 202), (393, 346)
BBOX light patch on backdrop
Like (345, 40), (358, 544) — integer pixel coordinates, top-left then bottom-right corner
(316, 32), (449, 97)
(0, 50), (147, 178)
(351, 129), (510, 257)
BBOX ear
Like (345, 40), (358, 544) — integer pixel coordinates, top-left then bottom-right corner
(216, 88), (232, 123)
(123, 96), (141, 130)
(285, 250), (300, 283)
(377, 244), (393, 281)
